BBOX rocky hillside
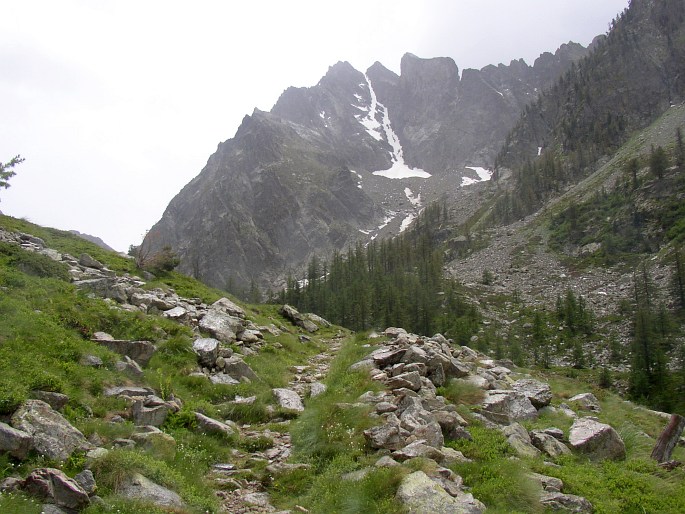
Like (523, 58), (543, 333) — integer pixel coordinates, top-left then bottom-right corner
(1, 216), (684, 513)
(143, 43), (589, 293)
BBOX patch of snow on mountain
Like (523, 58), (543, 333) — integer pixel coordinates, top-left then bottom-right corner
(461, 166), (492, 186)
(537, 146), (542, 156)
(400, 213), (416, 233)
(357, 75), (383, 141)
(378, 211), (397, 230)
(354, 93), (363, 102)
(319, 111), (326, 119)
(350, 170), (363, 189)
(404, 187), (421, 207)
(360, 75), (431, 179)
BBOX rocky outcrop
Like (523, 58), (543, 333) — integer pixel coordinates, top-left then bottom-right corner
(481, 390), (538, 424)
(0, 421), (32, 459)
(22, 467), (91, 511)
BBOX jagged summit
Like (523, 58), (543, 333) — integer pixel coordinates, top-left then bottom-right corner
(144, 40), (591, 291)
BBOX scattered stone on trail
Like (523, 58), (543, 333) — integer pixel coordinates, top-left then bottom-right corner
(78, 253), (104, 270)
(569, 417), (626, 460)
(11, 400), (92, 462)
(23, 467), (91, 511)
(309, 382), (327, 397)
(210, 374), (240, 385)
(272, 388), (305, 412)
(568, 393), (601, 413)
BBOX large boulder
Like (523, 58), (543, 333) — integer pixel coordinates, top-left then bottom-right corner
(11, 400), (91, 461)
(23, 467), (90, 511)
(481, 390), (538, 424)
(0, 421), (32, 459)
(199, 310), (243, 342)
(569, 417), (625, 460)
(364, 414), (406, 451)
(512, 379), (552, 408)
(396, 471), (485, 514)
(194, 412), (238, 437)
(118, 473), (185, 509)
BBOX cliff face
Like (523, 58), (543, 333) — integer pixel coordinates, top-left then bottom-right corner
(145, 44), (589, 292)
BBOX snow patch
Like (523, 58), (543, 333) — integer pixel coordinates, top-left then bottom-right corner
(378, 211), (397, 231)
(353, 93), (363, 102)
(537, 146), (542, 156)
(350, 170), (363, 189)
(399, 213), (416, 233)
(404, 187), (422, 207)
(357, 75), (383, 141)
(319, 111), (326, 119)
(461, 166), (493, 187)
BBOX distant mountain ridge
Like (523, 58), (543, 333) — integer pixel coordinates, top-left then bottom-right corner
(144, 41), (591, 293)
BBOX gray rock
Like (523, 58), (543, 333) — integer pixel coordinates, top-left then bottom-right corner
(375, 455), (401, 467)
(396, 471), (485, 514)
(310, 382), (327, 397)
(79, 253), (104, 270)
(194, 412), (237, 437)
(540, 491), (593, 512)
(211, 297), (246, 318)
(92, 338), (156, 366)
(237, 329), (262, 343)
(530, 430), (572, 458)
(28, 391), (69, 411)
(503, 422), (541, 458)
(481, 390), (538, 424)
(118, 473), (185, 509)
(372, 348), (407, 367)
(80, 354), (103, 367)
(512, 379), (553, 408)
(569, 417), (625, 460)
(23, 467), (90, 510)
(11, 400), (91, 462)
(528, 472), (564, 493)
(132, 400), (170, 427)
(199, 310), (243, 342)
(192, 338), (220, 367)
(272, 388), (304, 412)
(163, 306), (187, 320)
(74, 469), (97, 495)
(115, 355), (144, 378)
(0, 421), (32, 459)
(568, 393), (601, 413)
(223, 356), (258, 382)
(392, 440), (445, 462)
(364, 414), (405, 450)
(306, 312), (331, 327)
(104, 385), (155, 398)
(209, 374), (240, 385)
(386, 371), (422, 391)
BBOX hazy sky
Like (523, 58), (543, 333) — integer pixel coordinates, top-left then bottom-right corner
(0, 0), (629, 252)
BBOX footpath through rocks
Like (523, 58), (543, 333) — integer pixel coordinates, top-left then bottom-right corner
(214, 331), (344, 514)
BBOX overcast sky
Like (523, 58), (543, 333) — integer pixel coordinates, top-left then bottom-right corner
(0, 0), (629, 252)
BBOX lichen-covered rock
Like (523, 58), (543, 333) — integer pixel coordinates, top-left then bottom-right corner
(272, 388), (304, 412)
(512, 379), (552, 408)
(396, 471), (485, 514)
(118, 473), (185, 509)
(199, 310), (243, 342)
(540, 491), (593, 512)
(194, 412), (237, 437)
(530, 429), (572, 458)
(481, 390), (538, 424)
(569, 417), (625, 460)
(503, 422), (541, 458)
(11, 400), (91, 462)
